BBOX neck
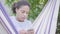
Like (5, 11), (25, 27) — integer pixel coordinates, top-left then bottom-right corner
(16, 17), (24, 22)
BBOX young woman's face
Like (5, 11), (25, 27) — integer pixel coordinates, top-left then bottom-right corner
(16, 5), (30, 22)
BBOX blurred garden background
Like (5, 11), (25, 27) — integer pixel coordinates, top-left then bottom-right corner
(0, 0), (60, 34)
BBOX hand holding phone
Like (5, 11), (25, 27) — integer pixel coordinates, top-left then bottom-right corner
(27, 29), (34, 34)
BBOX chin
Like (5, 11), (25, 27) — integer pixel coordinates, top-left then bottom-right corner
(17, 17), (25, 22)
(18, 18), (25, 22)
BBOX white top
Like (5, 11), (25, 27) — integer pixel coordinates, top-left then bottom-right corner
(10, 16), (33, 32)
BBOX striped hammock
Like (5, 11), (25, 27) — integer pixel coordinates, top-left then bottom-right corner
(0, 0), (59, 34)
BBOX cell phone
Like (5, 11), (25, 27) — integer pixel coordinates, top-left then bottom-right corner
(27, 29), (34, 31)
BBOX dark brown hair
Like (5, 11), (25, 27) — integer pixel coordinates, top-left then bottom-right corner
(12, 1), (30, 13)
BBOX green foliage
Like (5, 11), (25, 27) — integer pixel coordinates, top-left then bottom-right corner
(58, 7), (60, 22)
(5, 0), (18, 7)
(27, 0), (48, 22)
(56, 7), (60, 34)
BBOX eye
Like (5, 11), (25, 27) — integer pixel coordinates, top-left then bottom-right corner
(20, 10), (29, 14)
(20, 10), (25, 13)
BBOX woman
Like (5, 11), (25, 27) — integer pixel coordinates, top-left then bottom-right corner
(10, 0), (34, 34)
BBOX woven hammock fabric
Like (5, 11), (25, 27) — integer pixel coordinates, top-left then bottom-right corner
(33, 0), (59, 34)
(0, 0), (59, 34)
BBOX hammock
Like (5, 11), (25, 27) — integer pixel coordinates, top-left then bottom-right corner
(0, 3), (18, 34)
(0, 0), (59, 34)
(33, 0), (59, 34)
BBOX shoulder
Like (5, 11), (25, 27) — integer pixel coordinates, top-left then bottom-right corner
(9, 16), (16, 24)
(10, 16), (15, 19)
(10, 16), (16, 21)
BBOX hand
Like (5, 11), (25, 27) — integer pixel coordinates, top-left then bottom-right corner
(27, 29), (34, 34)
(18, 30), (27, 34)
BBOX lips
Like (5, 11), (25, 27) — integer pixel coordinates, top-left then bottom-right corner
(21, 17), (25, 19)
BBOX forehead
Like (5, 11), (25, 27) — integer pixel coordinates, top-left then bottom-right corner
(19, 5), (30, 11)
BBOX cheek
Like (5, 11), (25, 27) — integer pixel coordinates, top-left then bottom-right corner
(17, 11), (22, 15)
(18, 13), (23, 17)
(16, 12), (21, 17)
